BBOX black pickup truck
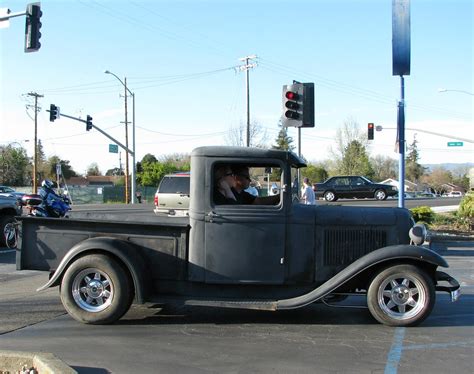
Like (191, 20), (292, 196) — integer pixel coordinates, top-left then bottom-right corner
(16, 146), (460, 326)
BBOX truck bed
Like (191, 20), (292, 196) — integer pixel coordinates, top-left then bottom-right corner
(17, 215), (190, 280)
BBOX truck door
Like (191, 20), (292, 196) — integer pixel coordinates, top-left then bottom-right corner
(204, 164), (287, 284)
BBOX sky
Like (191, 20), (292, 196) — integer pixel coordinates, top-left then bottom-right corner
(1, 0), (473, 176)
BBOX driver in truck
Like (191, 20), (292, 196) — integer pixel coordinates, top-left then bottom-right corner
(232, 165), (279, 205)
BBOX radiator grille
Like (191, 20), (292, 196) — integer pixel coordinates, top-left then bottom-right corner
(323, 229), (387, 266)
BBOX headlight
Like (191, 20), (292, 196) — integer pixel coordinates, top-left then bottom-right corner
(409, 223), (427, 246)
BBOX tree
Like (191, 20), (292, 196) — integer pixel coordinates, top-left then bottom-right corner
(331, 118), (370, 175)
(44, 156), (78, 180)
(340, 140), (375, 178)
(405, 136), (426, 183)
(106, 167), (124, 176)
(86, 163), (101, 176)
(301, 163), (329, 183)
(225, 121), (268, 148)
(370, 155), (398, 182)
(272, 123), (295, 151)
(138, 161), (178, 187)
(0, 144), (31, 186)
(422, 167), (452, 195)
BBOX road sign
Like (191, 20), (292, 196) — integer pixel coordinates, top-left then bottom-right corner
(109, 144), (118, 153)
(447, 142), (463, 147)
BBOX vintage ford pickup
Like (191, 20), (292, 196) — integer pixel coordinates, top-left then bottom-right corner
(16, 146), (460, 326)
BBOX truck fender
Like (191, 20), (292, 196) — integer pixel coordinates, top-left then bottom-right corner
(37, 237), (151, 303)
(277, 244), (448, 310)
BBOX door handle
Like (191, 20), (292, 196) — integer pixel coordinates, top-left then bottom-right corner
(207, 211), (220, 222)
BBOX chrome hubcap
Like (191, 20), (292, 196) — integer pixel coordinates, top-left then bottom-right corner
(378, 275), (426, 320)
(72, 268), (113, 312)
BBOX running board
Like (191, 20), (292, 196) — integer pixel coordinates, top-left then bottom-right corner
(184, 299), (278, 311)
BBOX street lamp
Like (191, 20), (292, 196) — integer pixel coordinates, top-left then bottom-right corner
(104, 70), (136, 204)
(438, 88), (474, 96)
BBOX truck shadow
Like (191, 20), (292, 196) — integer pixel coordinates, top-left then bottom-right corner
(118, 294), (474, 328)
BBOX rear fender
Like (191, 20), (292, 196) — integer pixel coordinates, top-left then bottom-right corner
(37, 237), (150, 303)
(277, 244), (447, 310)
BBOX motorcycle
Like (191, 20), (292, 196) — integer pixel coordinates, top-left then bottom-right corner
(30, 180), (71, 218)
(3, 181), (71, 249)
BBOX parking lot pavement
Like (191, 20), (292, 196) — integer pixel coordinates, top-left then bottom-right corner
(1, 241), (473, 373)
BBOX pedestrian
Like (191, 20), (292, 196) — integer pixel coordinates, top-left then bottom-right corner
(301, 177), (316, 205)
(136, 191), (142, 203)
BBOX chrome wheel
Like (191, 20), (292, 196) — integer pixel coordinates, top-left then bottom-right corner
(324, 191), (336, 202)
(72, 268), (114, 313)
(374, 189), (386, 200)
(377, 274), (426, 320)
(367, 264), (435, 326)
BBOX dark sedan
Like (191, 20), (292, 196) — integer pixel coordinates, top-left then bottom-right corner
(314, 176), (398, 202)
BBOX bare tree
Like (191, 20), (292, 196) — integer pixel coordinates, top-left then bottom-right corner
(225, 121), (268, 148)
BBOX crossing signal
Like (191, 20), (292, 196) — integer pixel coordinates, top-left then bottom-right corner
(368, 123), (375, 140)
(25, 3), (42, 53)
(49, 104), (59, 122)
(86, 115), (93, 131)
(282, 83), (315, 128)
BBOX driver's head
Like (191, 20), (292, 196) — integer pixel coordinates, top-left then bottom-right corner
(232, 165), (251, 191)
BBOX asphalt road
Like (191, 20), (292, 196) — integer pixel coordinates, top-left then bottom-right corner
(0, 240), (473, 374)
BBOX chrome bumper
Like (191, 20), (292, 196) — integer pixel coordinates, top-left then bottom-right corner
(436, 271), (461, 302)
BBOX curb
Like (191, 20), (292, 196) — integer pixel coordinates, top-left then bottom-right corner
(0, 350), (76, 373)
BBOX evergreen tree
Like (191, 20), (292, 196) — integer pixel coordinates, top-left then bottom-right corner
(405, 137), (426, 182)
(272, 124), (295, 151)
(340, 140), (374, 178)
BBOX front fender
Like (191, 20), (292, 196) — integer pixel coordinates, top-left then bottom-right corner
(277, 244), (447, 310)
(37, 237), (150, 303)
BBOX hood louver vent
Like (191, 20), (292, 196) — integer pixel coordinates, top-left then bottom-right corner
(324, 229), (387, 266)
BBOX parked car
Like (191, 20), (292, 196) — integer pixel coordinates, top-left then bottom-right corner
(314, 176), (398, 202)
(153, 172), (190, 215)
(446, 191), (463, 198)
(0, 186), (25, 202)
(0, 195), (22, 247)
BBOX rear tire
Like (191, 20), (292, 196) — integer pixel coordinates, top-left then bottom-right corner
(374, 189), (387, 201)
(324, 191), (337, 202)
(60, 254), (134, 324)
(367, 264), (435, 326)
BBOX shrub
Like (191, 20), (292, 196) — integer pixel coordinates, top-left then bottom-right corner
(458, 192), (474, 219)
(410, 206), (434, 224)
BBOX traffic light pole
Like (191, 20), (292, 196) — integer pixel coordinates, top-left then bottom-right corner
(47, 111), (133, 156)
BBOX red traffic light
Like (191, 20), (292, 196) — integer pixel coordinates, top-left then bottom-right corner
(368, 123), (374, 129)
(285, 91), (298, 100)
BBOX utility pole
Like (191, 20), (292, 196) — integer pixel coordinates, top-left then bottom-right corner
(122, 78), (130, 204)
(238, 55), (257, 147)
(27, 92), (43, 193)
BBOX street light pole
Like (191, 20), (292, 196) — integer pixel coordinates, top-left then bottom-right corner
(104, 70), (136, 204)
(438, 88), (474, 96)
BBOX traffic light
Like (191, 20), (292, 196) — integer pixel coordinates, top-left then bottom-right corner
(368, 123), (374, 140)
(49, 104), (60, 122)
(25, 3), (42, 53)
(282, 83), (315, 128)
(86, 115), (93, 131)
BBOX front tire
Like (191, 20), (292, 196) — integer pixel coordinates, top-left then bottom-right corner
(0, 216), (15, 248)
(367, 264), (435, 326)
(374, 189), (387, 201)
(60, 254), (134, 324)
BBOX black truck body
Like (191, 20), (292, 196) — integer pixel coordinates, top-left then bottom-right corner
(16, 146), (460, 326)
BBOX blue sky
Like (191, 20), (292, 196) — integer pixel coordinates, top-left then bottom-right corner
(1, 0), (472, 175)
